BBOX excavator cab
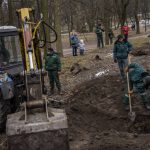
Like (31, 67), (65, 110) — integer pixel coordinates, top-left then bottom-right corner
(0, 26), (23, 70)
(0, 26), (24, 131)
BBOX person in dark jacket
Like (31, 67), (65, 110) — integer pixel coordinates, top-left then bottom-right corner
(70, 32), (79, 56)
(45, 48), (61, 95)
(123, 63), (150, 110)
(121, 25), (129, 41)
(113, 34), (132, 80)
(108, 29), (114, 44)
(95, 24), (104, 48)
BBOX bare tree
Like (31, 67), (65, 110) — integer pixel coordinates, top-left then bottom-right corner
(114, 0), (130, 26)
(134, 0), (140, 34)
(54, 0), (63, 56)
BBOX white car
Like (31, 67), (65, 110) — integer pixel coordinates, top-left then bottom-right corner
(140, 20), (149, 24)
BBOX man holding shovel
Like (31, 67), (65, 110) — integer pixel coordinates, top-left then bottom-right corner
(124, 63), (150, 110)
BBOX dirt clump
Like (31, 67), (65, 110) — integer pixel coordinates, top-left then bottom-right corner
(67, 75), (150, 150)
(131, 42), (150, 56)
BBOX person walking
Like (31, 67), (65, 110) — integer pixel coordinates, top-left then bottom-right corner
(131, 23), (135, 31)
(121, 25), (129, 41)
(70, 32), (79, 56)
(123, 63), (150, 110)
(95, 24), (104, 48)
(113, 35), (132, 80)
(108, 29), (114, 45)
(45, 48), (62, 95)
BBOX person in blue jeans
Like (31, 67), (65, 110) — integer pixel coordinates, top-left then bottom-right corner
(70, 32), (79, 56)
(113, 35), (132, 80)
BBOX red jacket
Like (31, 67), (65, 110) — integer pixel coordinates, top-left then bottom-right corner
(121, 25), (129, 35)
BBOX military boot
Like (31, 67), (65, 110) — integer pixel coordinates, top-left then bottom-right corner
(144, 103), (150, 110)
(58, 89), (63, 95)
(48, 88), (54, 96)
(140, 94), (150, 110)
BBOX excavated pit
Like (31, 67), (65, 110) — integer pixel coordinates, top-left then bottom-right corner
(67, 75), (150, 150)
(129, 114), (150, 134)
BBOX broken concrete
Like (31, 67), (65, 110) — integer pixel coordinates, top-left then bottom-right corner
(6, 108), (69, 150)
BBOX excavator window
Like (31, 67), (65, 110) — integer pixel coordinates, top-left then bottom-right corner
(0, 36), (21, 67)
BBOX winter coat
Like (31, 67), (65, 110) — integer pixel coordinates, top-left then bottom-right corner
(108, 31), (114, 39)
(70, 35), (79, 47)
(45, 52), (61, 71)
(95, 27), (104, 37)
(128, 63), (146, 93)
(113, 40), (132, 60)
(78, 42), (85, 50)
(121, 25), (129, 35)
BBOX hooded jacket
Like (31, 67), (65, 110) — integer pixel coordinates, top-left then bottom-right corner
(128, 63), (147, 93)
(113, 40), (132, 60)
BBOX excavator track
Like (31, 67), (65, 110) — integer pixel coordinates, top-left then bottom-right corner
(0, 134), (7, 150)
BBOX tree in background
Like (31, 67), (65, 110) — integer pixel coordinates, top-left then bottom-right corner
(54, 0), (63, 56)
(114, 0), (130, 26)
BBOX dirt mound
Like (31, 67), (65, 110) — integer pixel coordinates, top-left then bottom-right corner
(131, 42), (150, 56)
(67, 75), (150, 150)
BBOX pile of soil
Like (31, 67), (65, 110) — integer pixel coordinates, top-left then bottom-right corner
(67, 75), (150, 150)
(131, 42), (150, 56)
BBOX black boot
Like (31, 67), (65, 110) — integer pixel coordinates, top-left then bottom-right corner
(48, 88), (54, 96)
(144, 103), (150, 110)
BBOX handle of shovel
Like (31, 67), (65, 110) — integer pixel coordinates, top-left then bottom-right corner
(127, 72), (132, 113)
(127, 54), (132, 113)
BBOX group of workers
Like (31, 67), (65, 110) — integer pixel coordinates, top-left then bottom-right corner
(113, 34), (150, 110)
(45, 24), (150, 111)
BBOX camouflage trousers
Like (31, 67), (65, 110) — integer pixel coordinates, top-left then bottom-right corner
(48, 71), (61, 92)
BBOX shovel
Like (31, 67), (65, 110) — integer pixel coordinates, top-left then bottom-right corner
(127, 54), (136, 122)
(127, 72), (136, 122)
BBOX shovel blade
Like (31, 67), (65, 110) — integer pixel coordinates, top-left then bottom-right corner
(128, 111), (136, 122)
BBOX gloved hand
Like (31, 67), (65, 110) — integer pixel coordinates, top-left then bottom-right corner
(128, 90), (133, 95)
(125, 66), (129, 73)
(114, 59), (117, 63)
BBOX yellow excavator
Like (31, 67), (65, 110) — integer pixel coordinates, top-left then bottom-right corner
(0, 8), (57, 130)
(0, 7), (69, 150)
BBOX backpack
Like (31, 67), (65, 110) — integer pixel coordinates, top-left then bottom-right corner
(70, 36), (76, 45)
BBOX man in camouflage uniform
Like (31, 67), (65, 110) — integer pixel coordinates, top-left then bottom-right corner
(108, 29), (114, 44)
(124, 63), (150, 110)
(45, 48), (61, 95)
(95, 24), (104, 48)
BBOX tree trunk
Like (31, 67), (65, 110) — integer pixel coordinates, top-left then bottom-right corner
(40, 0), (50, 41)
(134, 0), (140, 34)
(88, 20), (94, 32)
(8, 0), (18, 61)
(54, 0), (63, 56)
(114, 0), (129, 26)
(40, 0), (51, 57)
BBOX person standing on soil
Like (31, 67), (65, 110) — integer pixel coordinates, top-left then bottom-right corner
(121, 25), (129, 41)
(45, 48), (62, 95)
(113, 35), (132, 80)
(70, 32), (79, 56)
(131, 23), (135, 31)
(95, 24), (104, 48)
(124, 63), (150, 110)
(108, 29), (114, 45)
